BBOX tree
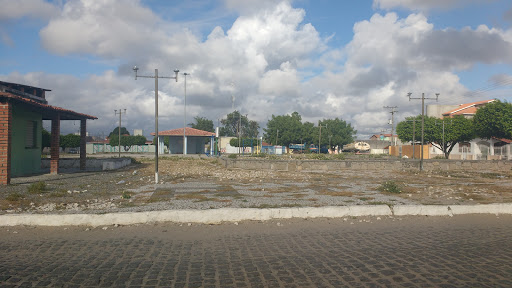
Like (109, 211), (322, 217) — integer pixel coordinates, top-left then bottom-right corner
(396, 115), (474, 159)
(219, 110), (259, 138)
(60, 134), (81, 148)
(108, 127), (130, 138)
(263, 113), (356, 149)
(474, 100), (512, 140)
(42, 128), (51, 150)
(110, 135), (147, 151)
(189, 116), (214, 132)
(319, 118), (357, 149)
(263, 112), (303, 146)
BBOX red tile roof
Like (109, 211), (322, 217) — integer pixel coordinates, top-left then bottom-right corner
(151, 127), (215, 137)
(0, 92), (97, 120)
(442, 99), (494, 117)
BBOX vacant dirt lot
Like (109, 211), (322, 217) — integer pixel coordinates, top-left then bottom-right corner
(1, 156), (511, 214)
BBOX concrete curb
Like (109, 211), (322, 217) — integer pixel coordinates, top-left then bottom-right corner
(0, 204), (511, 227)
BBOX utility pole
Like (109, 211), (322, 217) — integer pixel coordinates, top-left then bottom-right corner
(383, 106), (398, 146)
(133, 66), (179, 184)
(114, 109), (126, 158)
(318, 121), (327, 154)
(276, 129), (279, 146)
(183, 72), (189, 155)
(408, 93), (439, 171)
(435, 119), (453, 158)
(406, 118), (420, 159)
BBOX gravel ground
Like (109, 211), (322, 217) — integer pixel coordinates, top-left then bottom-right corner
(1, 155), (511, 215)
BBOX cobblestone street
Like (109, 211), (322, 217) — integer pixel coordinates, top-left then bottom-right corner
(1, 215), (511, 287)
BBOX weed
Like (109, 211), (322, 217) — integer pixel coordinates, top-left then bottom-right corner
(377, 180), (402, 194)
(228, 154), (237, 159)
(6, 192), (23, 201)
(122, 191), (133, 199)
(28, 182), (47, 194)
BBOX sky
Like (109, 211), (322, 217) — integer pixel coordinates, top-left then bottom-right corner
(1, 0), (512, 139)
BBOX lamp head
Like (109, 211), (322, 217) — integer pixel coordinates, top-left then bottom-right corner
(133, 66), (139, 80)
(174, 69), (180, 82)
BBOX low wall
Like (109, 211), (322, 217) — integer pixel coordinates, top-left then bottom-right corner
(41, 158), (132, 171)
(219, 158), (511, 172)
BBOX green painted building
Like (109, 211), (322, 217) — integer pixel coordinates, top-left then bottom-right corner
(0, 81), (97, 184)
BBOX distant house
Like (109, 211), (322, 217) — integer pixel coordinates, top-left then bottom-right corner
(441, 99), (495, 119)
(0, 81), (97, 184)
(425, 99), (509, 160)
(370, 134), (397, 141)
(151, 127), (215, 155)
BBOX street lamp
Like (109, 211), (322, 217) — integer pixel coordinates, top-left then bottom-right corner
(114, 109), (126, 158)
(183, 72), (190, 155)
(133, 66), (179, 184)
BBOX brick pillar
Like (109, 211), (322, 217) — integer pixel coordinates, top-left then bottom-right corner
(80, 119), (86, 170)
(0, 101), (12, 184)
(50, 115), (60, 174)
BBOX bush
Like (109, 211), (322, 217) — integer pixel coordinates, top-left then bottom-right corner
(28, 182), (47, 194)
(228, 154), (237, 159)
(377, 181), (402, 194)
(6, 192), (23, 201)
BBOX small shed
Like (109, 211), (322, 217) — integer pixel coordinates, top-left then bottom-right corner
(151, 127), (215, 155)
(0, 81), (97, 184)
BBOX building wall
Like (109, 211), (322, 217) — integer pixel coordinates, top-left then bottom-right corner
(0, 101), (12, 184)
(11, 104), (42, 176)
(426, 104), (459, 118)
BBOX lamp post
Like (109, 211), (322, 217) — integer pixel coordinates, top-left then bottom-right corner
(133, 66), (179, 184)
(183, 72), (189, 155)
(114, 109), (126, 158)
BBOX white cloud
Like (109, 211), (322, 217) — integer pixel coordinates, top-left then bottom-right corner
(373, 0), (496, 11)
(6, 1), (512, 139)
(0, 0), (60, 21)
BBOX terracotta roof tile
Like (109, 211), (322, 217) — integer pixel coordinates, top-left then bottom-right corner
(0, 92), (97, 120)
(151, 127), (215, 137)
(442, 99), (494, 117)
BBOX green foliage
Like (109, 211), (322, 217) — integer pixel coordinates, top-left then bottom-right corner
(41, 128), (51, 150)
(6, 192), (23, 201)
(397, 115), (474, 158)
(122, 191), (132, 199)
(219, 110), (259, 138)
(109, 135), (147, 150)
(60, 134), (81, 148)
(152, 136), (170, 147)
(109, 127), (130, 138)
(263, 112), (356, 148)
(306, 153), (329, 160)
(228, 154), (237, 159)
(189, 116), (214, 132)
(377, 181), (402, 194)
(28, 182), (47, 194)
(474, 100), (512, 140)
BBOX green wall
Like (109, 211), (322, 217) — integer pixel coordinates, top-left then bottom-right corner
(11, 104), (42, 177)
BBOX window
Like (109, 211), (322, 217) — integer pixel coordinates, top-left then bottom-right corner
(459, 142), (471, 153)
(25, 120), (37, 148)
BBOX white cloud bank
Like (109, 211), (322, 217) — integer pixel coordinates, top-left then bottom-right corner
(2, 0), (512, 138)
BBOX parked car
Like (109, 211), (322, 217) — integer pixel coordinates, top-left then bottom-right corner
(68, 148), (78, 154)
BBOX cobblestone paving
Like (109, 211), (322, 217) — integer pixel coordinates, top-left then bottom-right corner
(1, 215), (511, 287)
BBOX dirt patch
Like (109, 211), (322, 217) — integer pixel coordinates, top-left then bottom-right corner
(2, 156), (512, 213)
